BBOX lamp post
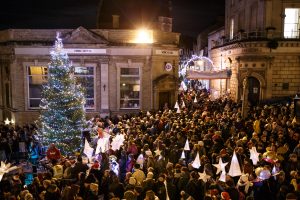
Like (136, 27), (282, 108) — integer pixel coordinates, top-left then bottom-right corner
(294, 94), (300, 124)
(241, 76), (249, 119)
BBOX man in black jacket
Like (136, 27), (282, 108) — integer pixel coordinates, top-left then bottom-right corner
(70, 155), (89, 180)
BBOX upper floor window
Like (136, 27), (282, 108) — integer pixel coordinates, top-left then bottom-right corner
(284, 8), (300, 38)
(27, 65), (95, 109)
(231, 0), (234, 6)
(230, 18), (234, 39)
(119, 67), (140, 109)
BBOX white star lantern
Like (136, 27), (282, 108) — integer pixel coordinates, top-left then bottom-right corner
(213, 157), (228, 175)
(199, 170), (211, 183)
(154, 148), (161, 156)
(249, 147), (260, 165)
(4, 118), (10, 125)
(0, 161), (18, 182)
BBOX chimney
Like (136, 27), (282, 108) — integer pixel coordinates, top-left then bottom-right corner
(158, 16), (173, 32)
(112, 15), (120, 29)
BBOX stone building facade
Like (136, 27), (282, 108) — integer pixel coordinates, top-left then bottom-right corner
(0, 27), (180, 124)
(208, 0), (300, 105)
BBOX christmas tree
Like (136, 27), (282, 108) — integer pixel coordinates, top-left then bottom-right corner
(38, 33), (86, 154)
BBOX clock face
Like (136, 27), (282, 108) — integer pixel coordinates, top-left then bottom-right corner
(165, 63), (173, 71)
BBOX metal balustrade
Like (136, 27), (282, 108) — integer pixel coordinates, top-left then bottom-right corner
(212, 30), (300, 48)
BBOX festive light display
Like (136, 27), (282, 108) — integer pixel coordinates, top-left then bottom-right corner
(38, 33), (87, 154)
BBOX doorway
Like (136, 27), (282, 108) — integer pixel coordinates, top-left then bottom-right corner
(248, 76), (260, 106)
(159, 91), (171, 110)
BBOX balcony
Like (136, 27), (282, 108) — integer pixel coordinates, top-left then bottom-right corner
(212, 30), (300, 48)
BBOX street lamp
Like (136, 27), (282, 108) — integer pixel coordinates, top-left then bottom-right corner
(294, 94), (300, 123)
(134, 29), (153, 43)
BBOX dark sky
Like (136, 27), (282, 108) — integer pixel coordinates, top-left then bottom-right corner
(0, 0), (225, 37)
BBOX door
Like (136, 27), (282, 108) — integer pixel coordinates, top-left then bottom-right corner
(159, 91), (171, 110)
(248, 76), (260, 106)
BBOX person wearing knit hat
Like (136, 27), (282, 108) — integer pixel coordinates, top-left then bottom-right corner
(221, 191), (231, 200)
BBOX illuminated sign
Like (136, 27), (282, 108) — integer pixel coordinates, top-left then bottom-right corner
(155, 50), (178, 56)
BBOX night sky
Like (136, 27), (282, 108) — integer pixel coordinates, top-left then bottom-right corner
(0, 0), (225, 37)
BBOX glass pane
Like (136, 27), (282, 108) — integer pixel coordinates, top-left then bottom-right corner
(29, 99), (41, 108)
(29, 77), (47, 98)
(284, 8), (300, 38)
(85, 99), (95, 109)
(74, 67), (94, 75)
(28, 66), (48, 76)
(120, 99), (139, 108)
(120, 77), (140, 99)
(120, 68), (139, 75)
(119, 69), (140, 109)
(76, 77), (94, 98)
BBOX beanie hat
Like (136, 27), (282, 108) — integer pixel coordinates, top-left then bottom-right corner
(221, 192), (231, 200)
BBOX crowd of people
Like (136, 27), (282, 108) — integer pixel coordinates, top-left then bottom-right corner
(0, 88), (300, 200)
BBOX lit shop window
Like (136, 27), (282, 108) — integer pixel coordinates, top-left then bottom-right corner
(120, 67), (140, 109)
(284, 8), (300, 38)
(27, 66), (95, 109)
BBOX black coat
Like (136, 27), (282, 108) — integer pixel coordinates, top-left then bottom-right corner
(70, 162), (89, 179)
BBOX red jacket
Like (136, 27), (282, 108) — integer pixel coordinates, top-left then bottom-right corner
(46, 147), (61, 161)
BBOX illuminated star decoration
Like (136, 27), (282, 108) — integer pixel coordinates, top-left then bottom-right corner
(213, 157), (228, 175)
(4, 118), (10, 125)
(0, 161), (18, 182)
(249, 146), (260, 165)
(111, 133), (125, 151)
(199, 170), (211, 183)
(154, 148), (161, 156)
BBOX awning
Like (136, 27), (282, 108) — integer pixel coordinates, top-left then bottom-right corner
(186, 69), (231, 80)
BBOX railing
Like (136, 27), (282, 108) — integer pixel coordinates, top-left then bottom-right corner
(212, 30), (300, 48)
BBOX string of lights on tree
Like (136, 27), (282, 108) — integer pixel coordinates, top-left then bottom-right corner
(38, 33), (87, 154)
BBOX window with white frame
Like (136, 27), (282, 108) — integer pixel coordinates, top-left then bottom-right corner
(27, 65), (95, 109)
(119, 67), (140, 109)
(27, 66), (48, 108)
(74, 66), (95, 109)
(284, 8), (300, 38)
